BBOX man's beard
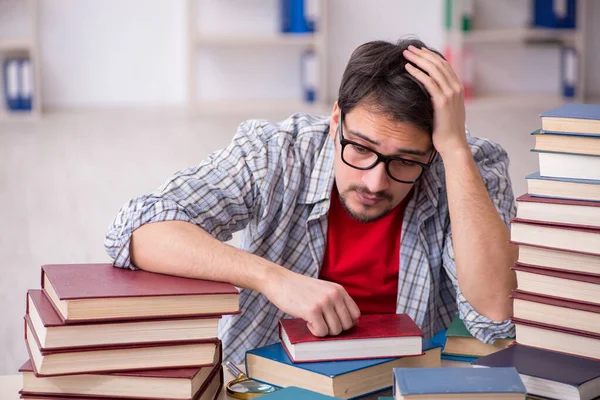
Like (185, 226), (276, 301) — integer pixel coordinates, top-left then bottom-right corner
(338, 186), (393, 223)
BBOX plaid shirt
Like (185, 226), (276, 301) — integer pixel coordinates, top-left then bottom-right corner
(105, 113), (516, 364)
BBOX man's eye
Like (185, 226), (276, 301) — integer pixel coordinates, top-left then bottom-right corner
(351, 144), (370, 154)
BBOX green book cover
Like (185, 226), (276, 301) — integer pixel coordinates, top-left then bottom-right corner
(446, 314), (472, 338)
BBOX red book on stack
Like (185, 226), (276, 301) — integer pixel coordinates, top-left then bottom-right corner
(279, 313), (423, 362)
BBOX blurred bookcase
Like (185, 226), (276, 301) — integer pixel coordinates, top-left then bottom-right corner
(0, 0), (41, 120)
(445, 0), (589, 105)
(186, 0), (330, 117)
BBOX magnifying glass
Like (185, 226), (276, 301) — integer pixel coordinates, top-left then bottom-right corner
(225, 361), (278, 399)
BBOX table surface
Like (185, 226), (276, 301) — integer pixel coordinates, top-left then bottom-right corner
(0, 360), (470, 400)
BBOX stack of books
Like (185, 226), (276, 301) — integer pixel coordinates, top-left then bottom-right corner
(245, 313), (444, 399)
(474, 103), (600, 400)
(18, 263), (240, 400)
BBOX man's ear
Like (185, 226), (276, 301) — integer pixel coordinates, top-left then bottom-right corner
(330, 102), (341, 140)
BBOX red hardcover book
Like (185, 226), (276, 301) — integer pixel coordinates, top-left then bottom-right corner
(19, 362), (223, 400)
(26, 289), (221, 350)
(19, 342), (222, 399)
(279, 314), (423, 363)
(510, 218), (600, 256)
(512, 263), (599, 305)
(24, 316), (220, 376)
(511, 290), (600, 336)
(512, 317), (600, 361)
(40, 263), (240, 323)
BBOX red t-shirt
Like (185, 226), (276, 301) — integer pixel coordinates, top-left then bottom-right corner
(319, 187), (409, 314)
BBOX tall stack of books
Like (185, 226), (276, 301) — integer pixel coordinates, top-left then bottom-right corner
(18, 263), (240, 400)
(244, 314), (444, 399)
(473, 104), (600, 400)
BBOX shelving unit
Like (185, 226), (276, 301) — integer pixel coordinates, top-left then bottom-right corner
(446, 0), (589, 104)
(0, 0), (42, 119)
(186, 0), (329, 116)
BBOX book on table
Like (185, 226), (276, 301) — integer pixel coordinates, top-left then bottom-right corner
(512, 318), (600, 361)
(534, 150), (600, 181)
(24, 315), (221, 376)
(540, 103), (600, 135)
(512, 263), (599, 305)
(19, 363), (223, 400)
(515, 194), (600, 228)
(531, 129), (600, 156)
(525, 172), (600, 202)
(245, 338), (442, 400)
(257, 386), (342, 399)
(19, 345), (222, 400)
(41, 263), (240, 323)
(511, 290), (600, 335)
(442, 315), (514, 358)
(392, 367), (526, 400)
(510, 218), (600, 256)
(512, 243), (600, 276)
(26, 289), (221, 350)
(473, 344), (600, 400)
(279, 314), (423, 363)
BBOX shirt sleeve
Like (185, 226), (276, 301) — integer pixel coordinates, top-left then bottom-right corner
(441, 138), (517, 343)
(104, 120), (271, 270)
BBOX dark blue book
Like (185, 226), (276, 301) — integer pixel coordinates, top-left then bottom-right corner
(260, 386), (341, 399)
(541, 104), (600, 135)
(526, 171), (600, 202)
(473, 344), (600, 400)
(393, 367), (526, 399)
(245, 337), (443, 399)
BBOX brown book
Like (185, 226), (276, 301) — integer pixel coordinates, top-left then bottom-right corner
(516, 194), (600, 228)
(26, 289), (221, 350)
(24, 316), (220, 376)
(512, 263), (599, 305)
(512, 242), (600, 276)
(510, 218), (600, 256)
(41, 263), (240, 323)
(533, 129), (600, 156)
(511, 290), (600, 335)
(19, 363), (223, 400)
(512, 318), (600, 361)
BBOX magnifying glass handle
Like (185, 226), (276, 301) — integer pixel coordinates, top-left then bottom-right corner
(225, 361), (246, 379)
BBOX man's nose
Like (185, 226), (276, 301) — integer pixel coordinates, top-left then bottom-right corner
(361, 161), (390, 194)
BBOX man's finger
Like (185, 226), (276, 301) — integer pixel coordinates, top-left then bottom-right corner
(404, 63), (443, 99)
(403, 47), (452, 93)
(306, 311), (329, 337)
(322, 302), (343, 336)
(343, 292), (361, 323)
(417, 46), (461, 87)
(334, 298), (355, 331)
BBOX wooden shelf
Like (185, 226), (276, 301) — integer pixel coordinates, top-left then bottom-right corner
(195, 33), (317, 47)
(460, 27), (581, 44)
(192, 99), (330, 116)
(0, 38), (34, 53)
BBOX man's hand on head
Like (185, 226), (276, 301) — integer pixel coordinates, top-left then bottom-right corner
(402, 45), (469, 159)
(262, 269), (361, 337)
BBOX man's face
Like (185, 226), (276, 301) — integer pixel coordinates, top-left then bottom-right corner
(330, 103), (434, 223)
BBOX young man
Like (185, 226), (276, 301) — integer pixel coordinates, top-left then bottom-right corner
(105, 39), (517, 364)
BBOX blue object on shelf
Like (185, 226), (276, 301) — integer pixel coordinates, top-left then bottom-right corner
(19, 59), (33, 111)
(3, 58), (21, 111)
(561, 46), (578, 98)
(533, 0), (576, 29)
(301, 49), (317, 103)
(280, 0), (315, 33)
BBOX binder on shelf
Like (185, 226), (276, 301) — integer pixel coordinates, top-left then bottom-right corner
(19, 58), (33, 111)
(280, 0), (317, 33)
(301, 49), (317, 103)
(560, 46), (578, 98)
(3, 58), (21, 111)
(532, 0), (576, 29)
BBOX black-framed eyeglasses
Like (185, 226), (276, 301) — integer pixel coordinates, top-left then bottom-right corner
(337, 111), (436, 184)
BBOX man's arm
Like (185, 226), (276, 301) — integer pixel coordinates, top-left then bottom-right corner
(105, 120), (359, 337)
(403, 45), (517, 322)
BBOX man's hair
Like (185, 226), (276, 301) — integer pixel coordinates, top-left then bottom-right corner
(338, 38), (444, 136)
